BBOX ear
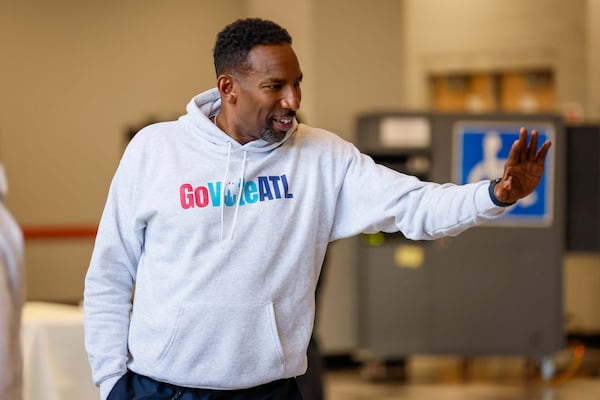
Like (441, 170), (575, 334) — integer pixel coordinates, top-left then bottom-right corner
(216, 74), (237, 104)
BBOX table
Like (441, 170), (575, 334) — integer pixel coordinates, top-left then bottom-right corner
(22, 302), (99, 400)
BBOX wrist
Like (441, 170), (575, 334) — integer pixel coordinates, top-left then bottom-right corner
(488, 178), (516, 207)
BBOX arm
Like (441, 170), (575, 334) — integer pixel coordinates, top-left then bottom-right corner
(83, 155), (144, 399)
(330, 143), (506, 241)
(491, 127), (552, 205)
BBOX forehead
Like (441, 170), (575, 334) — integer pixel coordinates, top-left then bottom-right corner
(246, 44), (301, 79)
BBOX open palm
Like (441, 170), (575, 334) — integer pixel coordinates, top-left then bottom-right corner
(493, 127), (552, 204)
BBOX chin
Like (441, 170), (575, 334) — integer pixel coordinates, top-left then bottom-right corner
(260, 128), (286, 143)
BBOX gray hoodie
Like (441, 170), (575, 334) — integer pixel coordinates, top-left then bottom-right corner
(84, 88), (505, 399)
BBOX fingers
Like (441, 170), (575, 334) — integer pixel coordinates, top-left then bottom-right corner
(506, 127), (528, 165)
(506, 139), (521, 166)
(528, 129), (539, 159)
(536, 140), (552, 164)
(507, 127), (552, 166)
(520, 127), (551, 161)
(519, 127), (528, 162)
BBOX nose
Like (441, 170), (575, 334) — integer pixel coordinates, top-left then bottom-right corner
(281, 86), (301, 111)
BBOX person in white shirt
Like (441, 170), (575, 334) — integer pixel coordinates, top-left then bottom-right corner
(0, 162), (25, 400)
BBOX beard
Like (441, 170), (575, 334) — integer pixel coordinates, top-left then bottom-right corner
(259, 124), (286, 143)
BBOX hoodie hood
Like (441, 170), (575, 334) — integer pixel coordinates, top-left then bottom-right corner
(180, 88), (297, 154)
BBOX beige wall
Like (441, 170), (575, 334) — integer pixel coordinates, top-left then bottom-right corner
(1, 0), (599, 351)
(0, 0), (245, 301)
(0, 1), (245, 222)
(403, 0), (587, 112)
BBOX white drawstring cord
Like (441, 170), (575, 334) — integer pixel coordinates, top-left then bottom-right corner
(220, 142), (232, 243)
(229, 150), (247, 240)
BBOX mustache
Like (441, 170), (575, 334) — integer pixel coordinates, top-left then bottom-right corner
(280, 110), (296, 118)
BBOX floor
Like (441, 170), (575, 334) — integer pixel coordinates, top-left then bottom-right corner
(323, 352), (600, 400)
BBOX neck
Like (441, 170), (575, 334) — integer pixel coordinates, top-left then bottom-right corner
(213, 113), (254, 145)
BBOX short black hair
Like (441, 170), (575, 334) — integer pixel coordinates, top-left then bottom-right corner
(213, 18), (292, 77)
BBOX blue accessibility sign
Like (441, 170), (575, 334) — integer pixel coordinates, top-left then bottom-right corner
(453, 121), (555, 226)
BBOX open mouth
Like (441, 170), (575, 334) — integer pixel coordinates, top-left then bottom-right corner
(272, 115), (295, 132)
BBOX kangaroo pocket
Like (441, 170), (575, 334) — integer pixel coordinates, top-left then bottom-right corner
(156, 301), (286, 388)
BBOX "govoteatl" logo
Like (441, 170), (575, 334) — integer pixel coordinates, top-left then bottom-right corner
(180, 174), (294, 209)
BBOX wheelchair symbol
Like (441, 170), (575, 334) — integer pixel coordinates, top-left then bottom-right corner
(466, 131), (536, 207)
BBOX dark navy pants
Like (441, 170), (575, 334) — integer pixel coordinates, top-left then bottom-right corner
(107, 370), (303, 400)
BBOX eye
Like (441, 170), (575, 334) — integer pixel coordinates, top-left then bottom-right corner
(266, 84), (282, 90)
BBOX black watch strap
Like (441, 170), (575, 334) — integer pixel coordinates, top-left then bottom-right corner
(488, 178), (516, 207)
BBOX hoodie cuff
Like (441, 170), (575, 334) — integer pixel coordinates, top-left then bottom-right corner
(475, 180), (507, 218)
(488, 178), (517, 207)
(99, 374), (124, 400)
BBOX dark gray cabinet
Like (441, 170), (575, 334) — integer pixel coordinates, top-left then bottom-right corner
(355, 113), (565, 371)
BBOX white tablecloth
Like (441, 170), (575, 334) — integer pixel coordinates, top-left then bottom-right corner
(22, 302), (99, 400)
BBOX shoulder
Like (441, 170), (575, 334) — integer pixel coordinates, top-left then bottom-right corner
(286, 123), (363, 171)
(124, 120), (183, 157)
(293, 123), (355, 151)
(117, 120), (182, 176)
(129, 120), (181, 145)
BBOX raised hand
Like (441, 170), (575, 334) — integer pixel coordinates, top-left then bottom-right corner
(493, 127), (552, 204)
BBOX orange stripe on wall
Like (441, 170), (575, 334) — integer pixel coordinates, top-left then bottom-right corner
(22, 225), (98, 240)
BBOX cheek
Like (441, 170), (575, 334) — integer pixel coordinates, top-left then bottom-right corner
(237, 94), (275, 124)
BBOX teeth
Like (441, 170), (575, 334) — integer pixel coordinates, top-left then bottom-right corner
(279, 118), (292, 123)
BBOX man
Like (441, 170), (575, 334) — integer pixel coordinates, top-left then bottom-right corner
(84, 18), (551, 400)
(0, 162), (24, 400)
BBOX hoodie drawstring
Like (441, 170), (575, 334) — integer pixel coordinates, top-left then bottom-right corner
(220, 142), (247, 243)
(230, 150), (247, 240)
(220, 142), (232, 243)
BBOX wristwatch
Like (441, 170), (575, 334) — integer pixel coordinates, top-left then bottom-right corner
(488, 178), (516, 207)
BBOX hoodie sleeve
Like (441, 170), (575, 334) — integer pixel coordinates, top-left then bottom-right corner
(330, 144), (505, 241)
(83, 143), (145, 399)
